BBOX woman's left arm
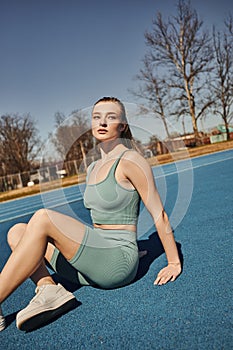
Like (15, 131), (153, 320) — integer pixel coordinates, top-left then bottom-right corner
(123, 153), (182, 285)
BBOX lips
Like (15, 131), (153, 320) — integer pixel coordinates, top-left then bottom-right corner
(97, 128), (108, 134)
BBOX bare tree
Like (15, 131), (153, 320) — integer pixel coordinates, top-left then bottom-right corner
(144, 0), (214, 142)
(132, 57), (172, 138)
(212, 17), (233, 140)
(0, 113), (41, 175)
(225, 13), (233, 37)
(52, 110), (93, 171)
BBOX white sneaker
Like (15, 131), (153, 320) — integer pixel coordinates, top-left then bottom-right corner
(0, 305), (6, 331)
(16, 283), (77, 331)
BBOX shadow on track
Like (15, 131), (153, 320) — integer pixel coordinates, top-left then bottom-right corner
(135, 231), (183, 282)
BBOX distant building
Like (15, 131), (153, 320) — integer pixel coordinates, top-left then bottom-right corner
(210, 124), (233, 143)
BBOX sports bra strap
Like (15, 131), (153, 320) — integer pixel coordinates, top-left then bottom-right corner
(108, 150), (130, 176)
(86, 149), (131, 182)
(86, 161), (97, 182)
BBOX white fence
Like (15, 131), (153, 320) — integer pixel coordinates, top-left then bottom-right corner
(0, 159), (88, 193)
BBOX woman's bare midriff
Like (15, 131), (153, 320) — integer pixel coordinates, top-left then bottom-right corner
(94, 223), (136, 232)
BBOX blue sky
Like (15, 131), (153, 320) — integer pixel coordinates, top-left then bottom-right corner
(0, 0), (232, 142)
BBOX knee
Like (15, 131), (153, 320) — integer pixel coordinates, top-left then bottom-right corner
(7, 223), (26, 249)
(31, 208), (49, 221)
(28, 209), (51, 232)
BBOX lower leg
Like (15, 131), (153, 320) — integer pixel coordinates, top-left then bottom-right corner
(28, 260), (55, 286)
(31, 242), (57, 287)
(0, 209), (83, 303)
(0, 230), (50, 303)
(7, 223), (55, 287)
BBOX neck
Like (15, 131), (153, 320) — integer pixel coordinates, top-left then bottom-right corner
(99, 140), (126, 159)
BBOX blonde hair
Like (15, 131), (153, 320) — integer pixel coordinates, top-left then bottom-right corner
(93, 97), (141, 152)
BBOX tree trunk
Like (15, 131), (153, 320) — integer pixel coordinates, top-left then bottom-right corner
(191, 114), (199, 141)
(79, 140), (87, 172)
(161, 114), (171, 139)
(184, 80), (200, 143)
(224, 119), (230, 141)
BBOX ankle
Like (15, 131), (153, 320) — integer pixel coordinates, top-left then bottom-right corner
(37, 277), (56, 287)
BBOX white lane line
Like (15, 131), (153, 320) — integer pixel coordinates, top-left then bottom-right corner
(0, 192), (84, 221)
(0, 192), (83, 217)
(154, 155), (233, 179)
(1, 152), (232, 223)
(0, 197), (82, 223)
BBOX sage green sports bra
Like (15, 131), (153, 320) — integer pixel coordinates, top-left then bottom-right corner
(83, 150), (140, 225)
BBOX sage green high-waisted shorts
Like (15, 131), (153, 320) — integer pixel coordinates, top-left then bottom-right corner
(49, 226), (139, 289)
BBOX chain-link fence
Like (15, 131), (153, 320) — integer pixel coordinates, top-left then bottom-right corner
(0, 156), (98, 193)
(0, 133), (228, 194)
(0, 173), (23, 192)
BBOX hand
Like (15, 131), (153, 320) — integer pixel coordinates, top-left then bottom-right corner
(154, 263), (181, 285)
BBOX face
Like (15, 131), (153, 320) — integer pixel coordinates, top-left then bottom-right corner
(92, 101), (125, 142)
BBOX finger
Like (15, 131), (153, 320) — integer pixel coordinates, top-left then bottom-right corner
(154, 271), (167, 284)
(154, 274), (163, 285)
(154, 274), (168, 285)
(155, 273), (173, 285)
(159, 276), (171, 285)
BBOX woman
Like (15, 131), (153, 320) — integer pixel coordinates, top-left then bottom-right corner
(0, 97), (181, 332)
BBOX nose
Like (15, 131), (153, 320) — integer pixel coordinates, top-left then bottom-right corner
(99, 118), (107, 127)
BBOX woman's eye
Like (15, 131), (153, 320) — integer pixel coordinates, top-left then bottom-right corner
(93, 115), (100, 120)
(108, 115), (116, 120)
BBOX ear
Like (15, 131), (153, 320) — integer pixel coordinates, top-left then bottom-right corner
(119, 123), (126, 132)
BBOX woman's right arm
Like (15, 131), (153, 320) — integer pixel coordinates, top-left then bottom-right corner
(122, 152), (181, 285)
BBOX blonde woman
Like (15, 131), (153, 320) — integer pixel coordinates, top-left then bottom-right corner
(0, 97), (181, 332)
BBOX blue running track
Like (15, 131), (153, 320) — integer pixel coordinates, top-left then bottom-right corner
(0, 149), (232, 349)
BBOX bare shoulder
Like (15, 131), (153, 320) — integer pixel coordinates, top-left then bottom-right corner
(122, 150), (152, 172)
(121, 149), (156, 194)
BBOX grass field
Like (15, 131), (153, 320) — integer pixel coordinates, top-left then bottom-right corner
(1, 139), (233, 203)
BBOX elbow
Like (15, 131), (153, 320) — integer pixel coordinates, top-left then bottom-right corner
(156, 209), (168, 222)
(155, 209), (172, 234)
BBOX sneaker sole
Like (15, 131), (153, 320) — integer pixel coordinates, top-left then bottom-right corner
(17, 297), (77, 332)
(0, 316), (6, 332)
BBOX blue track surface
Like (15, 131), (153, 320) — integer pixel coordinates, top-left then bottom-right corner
(0, 149), (232, 349)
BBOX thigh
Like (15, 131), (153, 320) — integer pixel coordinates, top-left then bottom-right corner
(26, 208), (86, 261)
(7, 221), (64, 264)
